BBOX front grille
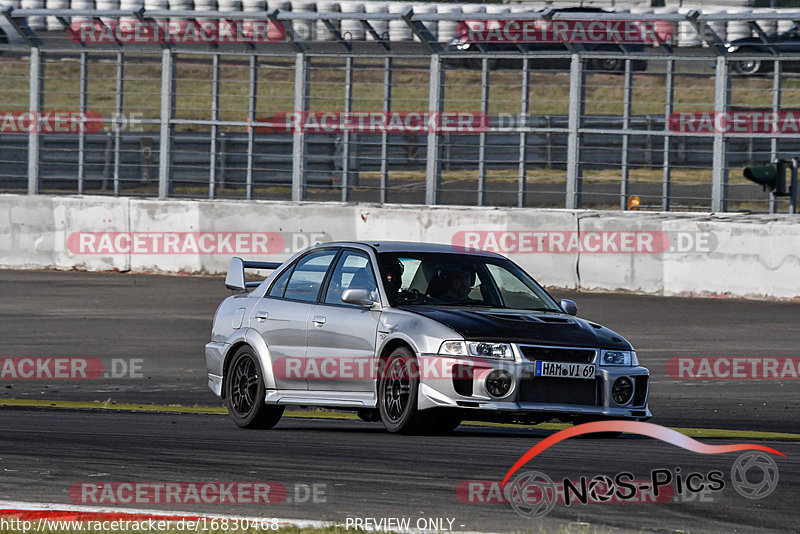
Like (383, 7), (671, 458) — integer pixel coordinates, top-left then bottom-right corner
(517, 377), (599, 406)
(632, 375), (649, 406)
(519, 346), (596, 364)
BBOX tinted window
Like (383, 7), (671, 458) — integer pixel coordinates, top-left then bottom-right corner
(486, 264), (550, 309)
(267, 266), (294, 298)
(324, 251), (378, 306)
(283, 250), (337, 302)
(377, 252), (559, 311)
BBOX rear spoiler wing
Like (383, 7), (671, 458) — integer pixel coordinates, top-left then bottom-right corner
(225, 257), (282, 291)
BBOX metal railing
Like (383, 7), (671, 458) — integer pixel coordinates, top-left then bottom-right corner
(2, 7), (800, 212)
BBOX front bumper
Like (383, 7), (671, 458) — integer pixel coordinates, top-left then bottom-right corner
(416, 351), (651, 422)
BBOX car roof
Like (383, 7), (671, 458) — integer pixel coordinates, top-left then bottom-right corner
(317, 241), (504, 258)
(554, 7), (607, 12)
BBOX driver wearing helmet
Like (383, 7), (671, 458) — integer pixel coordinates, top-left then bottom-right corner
(437, 264), (477, 302)
(380, 257), (414, 305)
(382, 258), (403, 294)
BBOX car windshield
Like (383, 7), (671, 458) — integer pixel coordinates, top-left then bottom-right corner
(377, 252), (561, 310)
(780, 24), (799, 38)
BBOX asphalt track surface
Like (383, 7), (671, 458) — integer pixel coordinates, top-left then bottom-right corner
(1, 269), (799, 533)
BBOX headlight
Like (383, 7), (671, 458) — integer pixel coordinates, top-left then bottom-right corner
(600, 350), (636, 366)
(448, 37), (471, 50)
(439, 341), (467, 356)
(469, 342), (513, 359)
(438, 341), (514, 360)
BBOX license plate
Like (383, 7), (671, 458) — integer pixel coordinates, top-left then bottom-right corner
(535, 361), (595, 379)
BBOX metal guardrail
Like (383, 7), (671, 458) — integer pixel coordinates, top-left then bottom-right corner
(2, 8), (800, 211)
(1, 116), (790, 184)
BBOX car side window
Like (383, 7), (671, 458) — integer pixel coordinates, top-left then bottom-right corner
(324, 251), (378, 306)
(282, 250), (337, 302)
(267, 266), (294, 298)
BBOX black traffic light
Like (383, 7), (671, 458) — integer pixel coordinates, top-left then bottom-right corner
(743, 159), (790, 196)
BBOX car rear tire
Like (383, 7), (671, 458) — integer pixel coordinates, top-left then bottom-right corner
(733, 48), (763, 75)
(378, 347), (425, 433)
(590, 57), (624, 72)
(226, 347), (284, 429)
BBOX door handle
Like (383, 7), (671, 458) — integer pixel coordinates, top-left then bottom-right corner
(254, 310), (269, 321)
(312, 315), (326, 326)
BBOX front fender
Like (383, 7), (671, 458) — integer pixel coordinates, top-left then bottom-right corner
(377, 332), (421, 360)
(378, 309), (463, 356)
(375, 309), (463, 402)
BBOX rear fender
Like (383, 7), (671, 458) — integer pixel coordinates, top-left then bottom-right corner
(221, 327), (277, 398)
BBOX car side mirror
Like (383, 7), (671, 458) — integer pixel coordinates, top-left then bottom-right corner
(342, 288), (377, 307)
(560, 299), (578, 316)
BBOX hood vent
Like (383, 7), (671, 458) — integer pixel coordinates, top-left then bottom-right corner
(485, 313), (574, 325)
(536, 316), (571, 324)
(487, 313), (532, 322)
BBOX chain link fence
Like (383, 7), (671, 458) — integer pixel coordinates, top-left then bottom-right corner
(1, 7), (800, 212)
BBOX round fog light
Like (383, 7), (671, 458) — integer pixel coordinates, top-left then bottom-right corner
(486, 370), (513, 398)
(612, 377), (634, 405)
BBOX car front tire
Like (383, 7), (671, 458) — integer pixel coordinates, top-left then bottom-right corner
(378, 347), (425, 433)
(225, 346), (284, 429)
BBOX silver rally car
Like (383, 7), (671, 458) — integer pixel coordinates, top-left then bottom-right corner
(206, 241), (651, 434)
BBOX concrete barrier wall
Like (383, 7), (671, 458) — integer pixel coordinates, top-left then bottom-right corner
(1, 193), (798, 300)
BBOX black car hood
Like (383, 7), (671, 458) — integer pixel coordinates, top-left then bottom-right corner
(400, 305), (632, 350)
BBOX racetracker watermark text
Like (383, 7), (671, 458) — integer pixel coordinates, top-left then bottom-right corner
(273, 356), (491, 381)
(457, 477), (677, 505)
(70, 482), (326, 505)
(251, 111), (489, 134)
(0, 517), (283, 532)
(68, 20), (286, 44)
(0, 111), (126, 134)
(0, 357), (142, 379)
(669, 111), (800, 134)
(67, 231), (328, 255)
(666, 357), (800, 379)
(455, 19), (673, 43)
(452, 230), (717, 254)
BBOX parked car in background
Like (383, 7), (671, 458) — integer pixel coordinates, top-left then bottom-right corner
(727, 24), (800, 75)
(445, 7), (649, 72)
